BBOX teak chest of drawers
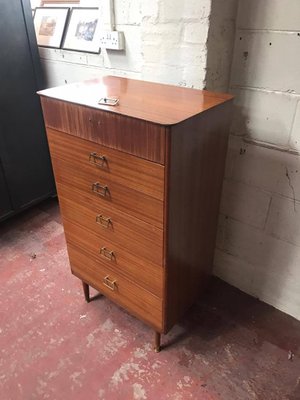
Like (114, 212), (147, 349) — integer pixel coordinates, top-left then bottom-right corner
(39, 76), (233, 352)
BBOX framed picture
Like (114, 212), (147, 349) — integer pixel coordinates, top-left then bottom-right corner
(62, 8), (101, 54)
(33, 7), (69, 48)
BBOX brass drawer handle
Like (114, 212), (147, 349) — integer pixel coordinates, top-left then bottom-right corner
(96, 214), (112, 228)
(100, 246), (115, 260)
(89, 152), (107, 168)
(92, 182), (109, 197)
(103, 275), (117, 291)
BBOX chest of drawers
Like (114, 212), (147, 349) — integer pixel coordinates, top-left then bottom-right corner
(39, 76), (233, 351)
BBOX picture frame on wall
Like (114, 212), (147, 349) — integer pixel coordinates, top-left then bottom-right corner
(33, 7), (69, 48)
(62, 8), (101, 54)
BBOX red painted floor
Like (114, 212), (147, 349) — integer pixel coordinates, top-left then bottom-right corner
(1, 198), (300, 400)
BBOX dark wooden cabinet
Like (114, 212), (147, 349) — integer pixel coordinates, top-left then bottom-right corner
(0, 163), (12, 219)
(0, 0), (55, 221)
(39, 76), (233, 351)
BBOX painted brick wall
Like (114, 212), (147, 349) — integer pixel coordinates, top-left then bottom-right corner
(35, 0), (239, 90)
(141, 0), (211, 88)
(214, 0), (300, 320)
(37, 0), (213, 89)
(206, 0), (238, 92)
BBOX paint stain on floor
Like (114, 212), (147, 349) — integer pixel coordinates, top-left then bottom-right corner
(0, 198), (300, 400)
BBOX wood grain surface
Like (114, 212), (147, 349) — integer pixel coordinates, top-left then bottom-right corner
(40, 76), (234, 337)
(63, 218), (163, 297)
(58, 194), (163, 267)
(164, 101), (233, 331)
(47, 128), (165, 200)
(39, 75), (234, 125)
(50, 156), (164, 229)
(41, 98), (166, 164)
(68, 244), (163, 332)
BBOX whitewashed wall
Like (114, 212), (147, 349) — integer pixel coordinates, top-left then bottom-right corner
(33, 0), (239, 90)
(140, 0), (211, 88)
(206, 0), (238, 92)
(214, 0), (300, 320)
(35, 0), (213, 89)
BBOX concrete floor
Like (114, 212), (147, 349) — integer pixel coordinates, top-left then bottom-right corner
(1, 198), (300, 400)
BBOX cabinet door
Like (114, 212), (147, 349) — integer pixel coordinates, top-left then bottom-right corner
(0, 0), (54, 210)
(0, 162), (13, 220)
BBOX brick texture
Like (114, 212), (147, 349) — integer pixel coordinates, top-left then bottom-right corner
(216, 0), (300, 321)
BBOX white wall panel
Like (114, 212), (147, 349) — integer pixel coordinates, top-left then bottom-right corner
(237, 0), (300, 31)
(231, 88), (298, 146)
(230, 140), (300, 201)
(289, 100), (300, 151)
(41, 59), (139, 87)
(231, 31), (300, 93)
(266, 196), (300, 246)
(220, 180), (271, 229)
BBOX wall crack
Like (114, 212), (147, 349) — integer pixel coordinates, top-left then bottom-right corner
(285, 166), (297, 212)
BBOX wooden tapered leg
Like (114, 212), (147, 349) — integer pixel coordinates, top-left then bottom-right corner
(154, 331), (161, 353)
(82, 281), (90, 303)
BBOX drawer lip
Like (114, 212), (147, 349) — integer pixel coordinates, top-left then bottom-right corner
(58, 194), (164, 267)
(68, 243), (163, 332)
(63, 218), (164, 298)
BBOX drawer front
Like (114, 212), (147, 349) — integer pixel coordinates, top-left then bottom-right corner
(68, 244), (163, 331)
(63, 219), (163, 297)
(41, 98), (166, 164)
(58, 191), (163, 267)
(47, 128), (164, 202)
(52, 156), (164, 229)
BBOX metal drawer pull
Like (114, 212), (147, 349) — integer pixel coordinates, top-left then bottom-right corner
(103, 275), (117, 291)
(92, 182), (109, 197)
(100, 246), (115, 260)
(96, 214), (112, 228)
(89, 152), (107, 168)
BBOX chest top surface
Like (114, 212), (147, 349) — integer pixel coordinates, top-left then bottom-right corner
(38, 76), (233, 126)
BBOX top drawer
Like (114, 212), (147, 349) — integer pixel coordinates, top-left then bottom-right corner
(40, 97), (166, 164)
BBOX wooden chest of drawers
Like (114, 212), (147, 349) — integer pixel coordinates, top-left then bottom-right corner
(39, 76), (233, 351)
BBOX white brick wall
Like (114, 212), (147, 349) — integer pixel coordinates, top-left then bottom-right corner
(230, 1), (300, 152)
(220, 180), (271, 230)
(206, 0), (238, 92)
(290, 101), (300, 152)
(215, 0), (300, 320)
(34, 0), (238, 91)
(237, 0), (300, 31)
(36, 0), (213, 89)
(141, 0), (212, 88)
(231, 32), (300, 93)
(231, 88), (298, 147)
